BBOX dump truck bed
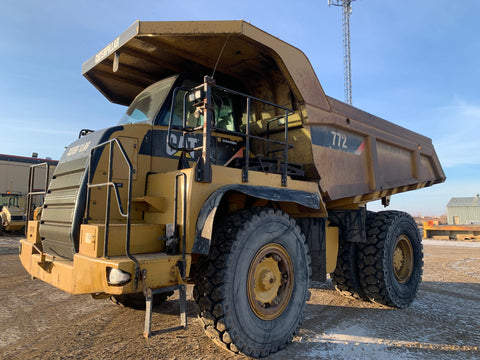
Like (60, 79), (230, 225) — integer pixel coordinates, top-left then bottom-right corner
(82, 20), (445, 207)
(310, 96), (444, 206)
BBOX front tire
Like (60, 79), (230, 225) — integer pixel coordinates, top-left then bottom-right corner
(193, 208), (311, 358)
(357, 211), (423, 308)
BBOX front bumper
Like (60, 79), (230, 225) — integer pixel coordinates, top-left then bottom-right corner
(4, 220), (25, 231)
(19, 239), (190, 295)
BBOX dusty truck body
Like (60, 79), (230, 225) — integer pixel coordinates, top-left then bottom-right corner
(19, 21), (445, 357)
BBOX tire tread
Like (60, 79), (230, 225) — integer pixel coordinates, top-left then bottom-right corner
(357, 211), (423, 308)
(193, 208), (311, 357)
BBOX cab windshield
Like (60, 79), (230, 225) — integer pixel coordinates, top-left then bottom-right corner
(120, 75), (239, 131)
(118, 75), (177, 125)
(157, 79), (236, 131)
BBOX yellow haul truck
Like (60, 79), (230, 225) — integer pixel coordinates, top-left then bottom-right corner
(19, 21), (445, 357)
(0, 192), (26, 234)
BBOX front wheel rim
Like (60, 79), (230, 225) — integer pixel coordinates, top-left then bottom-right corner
(247, 243), (294, 320)
(392, 235), (414, 284)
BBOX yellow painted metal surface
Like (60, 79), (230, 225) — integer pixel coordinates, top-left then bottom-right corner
(1, 206), (25, 231)
(132, 196), (165, 212)
(19, 239), (191, 295)
(144, 166), (322, 254)
(325, 225), (339, 274)
(87, 126), (149, 223)
(79, 223), (165, 257)
(247, 243), (293, 320)
(82, 20), (330, 111)
(25, 220), (41, 244)
(19, 217), (190, 295)
(422, 222), (480, 240)
(19, 240), (76, 293)
(4, 221), (24, 231)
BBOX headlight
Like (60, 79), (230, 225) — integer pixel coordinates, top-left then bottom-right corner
(188, 88), (204, 102)
(107, 267), (131, 286)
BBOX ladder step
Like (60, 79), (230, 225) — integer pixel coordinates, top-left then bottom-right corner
(143, 285), (187, 338)
(132, 196), (165, 212)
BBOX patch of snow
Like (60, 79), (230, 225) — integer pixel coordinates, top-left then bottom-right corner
(423, 239), (480, 248)
(296, 325), (419, 360)
(449, 258), (480, 279)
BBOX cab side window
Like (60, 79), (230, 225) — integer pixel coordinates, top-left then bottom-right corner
(213, 91), (235, 131)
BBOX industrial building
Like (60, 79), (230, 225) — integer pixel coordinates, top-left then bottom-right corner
(0, 154), (58, 194)
(423, 194), (480, 240)
(447, 195), (480, 225)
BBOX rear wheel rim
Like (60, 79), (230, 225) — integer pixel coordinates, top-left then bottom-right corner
(247, 243), (294, 320)
(392, 235), (414, 284)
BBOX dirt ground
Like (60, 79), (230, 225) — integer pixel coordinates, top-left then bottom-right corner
(1, 235), (479, 360)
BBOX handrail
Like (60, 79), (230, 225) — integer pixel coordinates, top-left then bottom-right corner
(167, 77), (294, 186)
(26, 162), (51, 225)
(213, 82), (294, 186)
(85, 138), (140, 289)
(174, 173), (187, 279)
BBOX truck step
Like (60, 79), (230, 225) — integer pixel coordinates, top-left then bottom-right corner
(143, 284), (187, 338)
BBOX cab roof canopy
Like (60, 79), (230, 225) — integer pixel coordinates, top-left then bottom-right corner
(82, 20), (329, 110)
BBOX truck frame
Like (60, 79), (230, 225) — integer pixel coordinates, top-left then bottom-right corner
(19, 21), (445, 358)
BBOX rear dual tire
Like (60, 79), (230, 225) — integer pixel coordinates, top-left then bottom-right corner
(331, 210), (423, 309)
(357, 211), (423, 308)
(331, 241), (367, 300)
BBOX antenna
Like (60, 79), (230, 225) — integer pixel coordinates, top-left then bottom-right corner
(329, 0), (356, 105)
(211, 34), (231, 79)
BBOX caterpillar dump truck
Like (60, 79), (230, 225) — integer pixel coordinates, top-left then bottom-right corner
(0, 192), (26, 234)
(19, 21), (445, 357)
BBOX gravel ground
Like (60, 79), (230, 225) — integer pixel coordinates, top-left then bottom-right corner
(0, 235), (479, 359)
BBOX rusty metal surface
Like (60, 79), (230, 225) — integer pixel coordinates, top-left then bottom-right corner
(307, 97), (445, 204)
(82, 20), (330, 110)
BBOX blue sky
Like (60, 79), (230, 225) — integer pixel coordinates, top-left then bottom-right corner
(1, 0), (479, 216)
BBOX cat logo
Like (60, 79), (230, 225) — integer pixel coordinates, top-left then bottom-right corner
(166, 133), (200, 159)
